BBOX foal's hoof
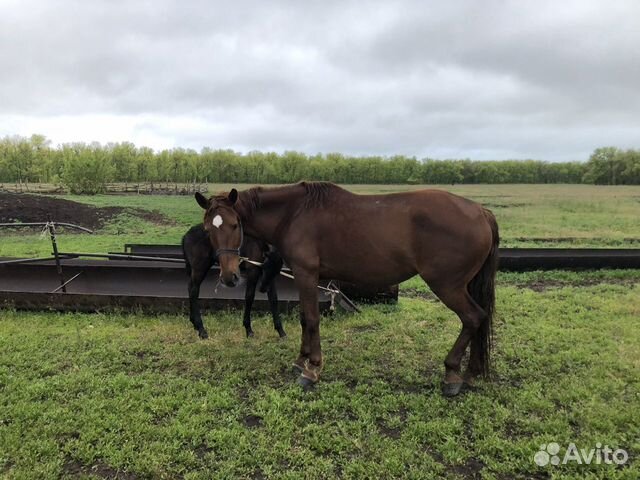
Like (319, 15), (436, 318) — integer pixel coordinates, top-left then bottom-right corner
(198, 329), (209, 340)
(442, 382), (464, 397)
(246, 331), (255, 338)
(297, 375), (316, 391)
(277, 330), (287, 339)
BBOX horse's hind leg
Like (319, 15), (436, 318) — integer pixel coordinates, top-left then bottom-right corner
(425, 281), (487, 397)
(267, 282), (286, 338)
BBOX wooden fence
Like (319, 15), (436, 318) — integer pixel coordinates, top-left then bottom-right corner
(0, 182), (208, 195)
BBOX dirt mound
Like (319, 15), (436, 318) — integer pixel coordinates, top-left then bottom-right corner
(0, 192), (170, 231)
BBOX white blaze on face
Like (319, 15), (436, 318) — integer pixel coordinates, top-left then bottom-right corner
(212, 214), (223, 229)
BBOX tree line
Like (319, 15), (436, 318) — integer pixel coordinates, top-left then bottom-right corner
(0, 135), (638, 193)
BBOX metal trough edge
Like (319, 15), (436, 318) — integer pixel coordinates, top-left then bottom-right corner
(0, 258), (334, 314)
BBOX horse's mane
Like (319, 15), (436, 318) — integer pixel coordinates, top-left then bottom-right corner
(212, 192), (230, 202)
(237, 187), (261, 217)
(300, 181), (335, 209)
(237, 181), (339, 217)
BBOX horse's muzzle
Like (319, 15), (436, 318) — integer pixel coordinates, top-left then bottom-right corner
(222, 272), (241, 288)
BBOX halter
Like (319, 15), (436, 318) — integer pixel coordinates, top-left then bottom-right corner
(215, 220), (244, 259)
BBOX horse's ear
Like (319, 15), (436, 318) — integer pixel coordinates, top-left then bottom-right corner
(228, 189), (238, 205)
(195, 192), (209, 210)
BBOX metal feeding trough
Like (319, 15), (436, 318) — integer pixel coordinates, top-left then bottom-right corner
(2, 220), (638, 315)
(120, 243), (400, 304)
(498, 248), (640, 270)
(0, 221), (360, 314)
(0, 257), (339, 314)
(0, 218), (394, 314)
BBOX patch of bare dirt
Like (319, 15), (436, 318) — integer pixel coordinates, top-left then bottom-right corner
(0, 192), (170, 231)
(346, 324), (381, 334)
(483, 203), (530, 209)
(243, 414), (263, 428)
(194, 444), (214, 460)
(514, 278), (638, 292)
(376, 407), (407, 439)
(378, 424), (401, 439)
(63, 458), (139, 479)
(513, 236), (640, 244)
(399, 289), (438, 301)
(451, 457), (485, 479)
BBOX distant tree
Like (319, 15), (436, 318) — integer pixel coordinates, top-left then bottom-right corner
(583, 147), (621, 184)
(422, 159), (464, 184)
(60, 143), (114, 194)
(1, 135), (639, 187)
(618, 149), (640, 185)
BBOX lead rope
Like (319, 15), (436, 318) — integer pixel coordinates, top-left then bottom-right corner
(239, 257), (341, 296)
(213, 276), (222, 294)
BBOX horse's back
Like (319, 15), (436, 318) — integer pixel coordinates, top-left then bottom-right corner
(299, 188), (495, 286)
(329, 188), (489, 242)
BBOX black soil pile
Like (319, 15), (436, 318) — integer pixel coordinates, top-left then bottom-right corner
(0, 192), (170, 231)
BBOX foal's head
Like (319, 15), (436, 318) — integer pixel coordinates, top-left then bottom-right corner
(195, 189), (242, 288)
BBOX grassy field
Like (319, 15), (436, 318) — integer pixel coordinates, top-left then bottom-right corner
(1, 184), (639, 479)
(1, 184), (640, 258)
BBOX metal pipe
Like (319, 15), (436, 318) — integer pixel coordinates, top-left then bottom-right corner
(0, 222), (94, 234)
(50, 272), (83, 293)
(57, 252), (186, 264)
(0, 255), (74, 265)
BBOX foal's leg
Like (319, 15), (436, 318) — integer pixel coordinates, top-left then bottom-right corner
(427, 282), (487, 397)
(243, 267), (260, 338)
(267, 281), (286, 338)
(189, 264), (211, 339)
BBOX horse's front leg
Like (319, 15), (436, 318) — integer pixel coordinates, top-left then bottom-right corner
(292, 311), (307, 373)
(291, 267), (322, 388)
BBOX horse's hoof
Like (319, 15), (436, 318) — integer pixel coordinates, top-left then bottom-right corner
(246, 331), (254, 338)
(198, 329), (209, 340)
(278, 331), (287, 339)
(297, 375), (316, 391)
(292, 363), (304, 375)
(461, 382), (478, 394)
(442, 382), (464, 397)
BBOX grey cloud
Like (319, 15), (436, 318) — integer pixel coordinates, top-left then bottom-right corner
(0, 0), (639, 160)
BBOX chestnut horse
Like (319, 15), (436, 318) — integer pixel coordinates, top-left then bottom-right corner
(195, 182), (499, 396)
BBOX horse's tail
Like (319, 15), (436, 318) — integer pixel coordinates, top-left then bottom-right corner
(181, 234), (192, 277)
(468, 208), (500, 378)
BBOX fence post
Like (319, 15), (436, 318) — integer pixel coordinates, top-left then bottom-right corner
(47, 215), (67, 293)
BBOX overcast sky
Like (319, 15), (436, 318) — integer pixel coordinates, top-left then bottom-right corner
(1, 0), (639, 161)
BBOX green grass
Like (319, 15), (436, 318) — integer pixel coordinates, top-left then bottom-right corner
(1, 184), (640, 258)
(1, 184), (640, 478)
(1, 279), (638, 479)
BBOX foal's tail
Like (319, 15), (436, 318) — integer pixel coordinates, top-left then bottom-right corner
(468, 209), (500, 378)
(258, 251), (283, 293)
(181, 234), (192, 277)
